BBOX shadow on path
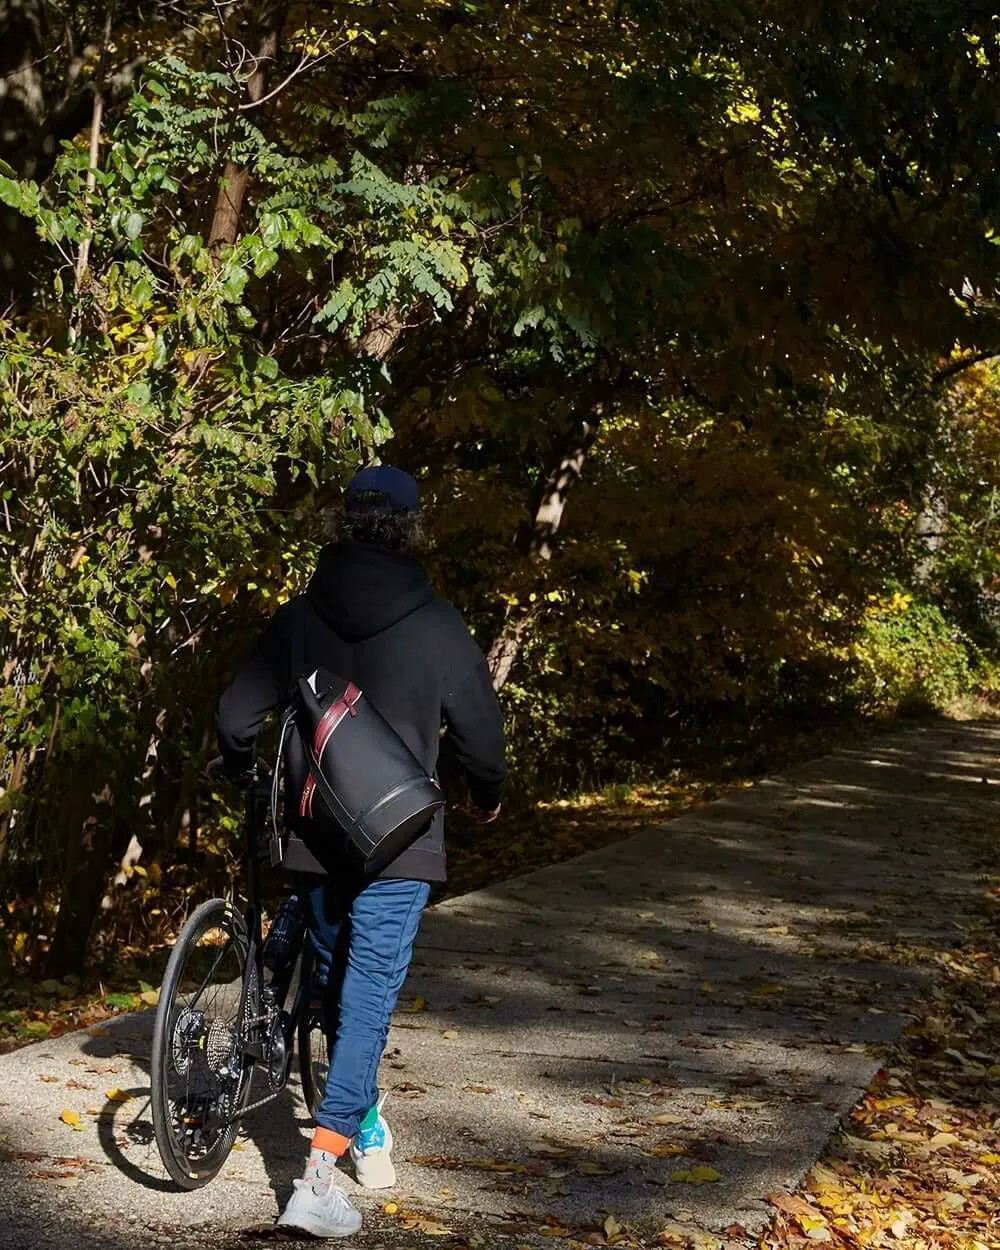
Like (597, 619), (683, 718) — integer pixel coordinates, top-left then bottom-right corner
(0, 721), (997, 1246)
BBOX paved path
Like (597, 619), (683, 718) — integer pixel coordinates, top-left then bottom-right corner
(1, 721), (998, 1249)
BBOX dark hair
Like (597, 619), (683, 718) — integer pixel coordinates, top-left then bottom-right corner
(334, 494), (425, 553)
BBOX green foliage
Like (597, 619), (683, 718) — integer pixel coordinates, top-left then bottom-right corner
(5, 2), (1000, 972)
(850, 594), (974, 715)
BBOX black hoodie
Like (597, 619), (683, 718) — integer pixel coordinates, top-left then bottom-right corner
(216, 542), (507, 882)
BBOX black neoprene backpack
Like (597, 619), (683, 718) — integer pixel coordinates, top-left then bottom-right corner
(271, 598), (444, 876)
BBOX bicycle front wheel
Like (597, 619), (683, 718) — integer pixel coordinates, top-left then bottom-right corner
(296, 942), (330, 1121)
(150, 898), (256, 1188)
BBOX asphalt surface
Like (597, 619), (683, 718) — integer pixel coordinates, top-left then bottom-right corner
(1, 721), (996, 1249)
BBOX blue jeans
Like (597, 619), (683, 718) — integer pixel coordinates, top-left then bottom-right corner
(301, 875), (430, 1140)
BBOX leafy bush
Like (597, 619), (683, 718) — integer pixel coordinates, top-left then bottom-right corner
(851, 593), (974, 714)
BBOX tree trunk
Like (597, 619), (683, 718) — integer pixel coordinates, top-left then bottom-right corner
(487, 612), (534, 692)
(913, 484), (948, 586)
(46, 793), (132, 978)
(487, 396), (607, 689)
(71, 11), (111, 338)
(207, 10), (286, 259)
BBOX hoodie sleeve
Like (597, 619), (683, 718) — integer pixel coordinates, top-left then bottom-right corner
(216, 612), (287, 777)
(442, 655), (508, 811)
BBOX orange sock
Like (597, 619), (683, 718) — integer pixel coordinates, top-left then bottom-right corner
(312, 1126), (350, 1158)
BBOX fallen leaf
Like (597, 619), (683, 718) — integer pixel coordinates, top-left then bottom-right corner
(670, 1166), (720, 1184)
(406, 997), (426, 1014)
(839, 1132), (893, 1158)
(105, 1088), (132, 1103)
(645, 1142), (690, 1158)
(139, 990), (159, 1007)
(463, 1084), (495, 1095)
(441, 1029), (459, 1040)
(392, 1082), (426, 1098)
(401, 1216), (452, 1236)
(20, 1020), (52, 1037)
(59, 1110), (82, 1129)
(768, 1193), (826, 1221)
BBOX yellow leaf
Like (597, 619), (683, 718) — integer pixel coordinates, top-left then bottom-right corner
(105, 1088), (132, 1103)
(406, 996), (426, 1014)
(402, 1216), (452, 1236)
(441, 1029), (459, 1040)
(977, 1152), (1000, 1164)
(139, 990), (159, 1007)
(59, 1109), (81, 1127)
(382, 1202), (399, 1215)
(671, 1166), (720, 1184)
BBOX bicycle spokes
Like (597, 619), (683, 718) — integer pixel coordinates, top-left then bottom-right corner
(160, 918), (251, 1164)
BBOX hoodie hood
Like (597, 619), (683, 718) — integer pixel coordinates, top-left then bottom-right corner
(307, 542), (435, 642)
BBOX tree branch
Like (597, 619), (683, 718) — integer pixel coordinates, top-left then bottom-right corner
(932, 350), (1000, 387)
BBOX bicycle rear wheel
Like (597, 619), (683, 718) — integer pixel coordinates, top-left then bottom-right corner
(150, 898), (257, 1188)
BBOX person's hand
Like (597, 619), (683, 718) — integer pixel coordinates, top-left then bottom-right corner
(459, 803), (501, 825)
(201, 755), (225, 784)
(201, 756), (258, 790)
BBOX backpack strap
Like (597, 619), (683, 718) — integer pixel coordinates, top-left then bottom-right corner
(289, 593), (309, 684)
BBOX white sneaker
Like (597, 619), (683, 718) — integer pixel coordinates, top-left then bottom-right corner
(349, 1108), (396, 1189)
(276, 1155), (363, 1239)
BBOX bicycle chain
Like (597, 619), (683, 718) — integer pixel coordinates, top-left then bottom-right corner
(224, 1082), (287, 1125)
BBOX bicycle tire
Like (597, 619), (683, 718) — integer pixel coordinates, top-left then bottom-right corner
(296, 944), (330, 1121)
(150, 897), (255, 1188)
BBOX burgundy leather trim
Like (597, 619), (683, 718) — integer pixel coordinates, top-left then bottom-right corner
(300, 774), (316, 820)
(313, 682), (362, 761)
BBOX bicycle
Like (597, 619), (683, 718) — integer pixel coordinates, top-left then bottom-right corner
(150, 773), (331, 1189)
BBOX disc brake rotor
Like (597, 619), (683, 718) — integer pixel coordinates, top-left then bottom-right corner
(170, 1007), (203, 1076)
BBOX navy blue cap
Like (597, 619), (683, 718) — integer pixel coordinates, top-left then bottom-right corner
(345, 465), (419, 515)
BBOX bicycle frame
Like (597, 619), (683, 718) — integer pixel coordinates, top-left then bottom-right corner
(220, 777), (312, 1124)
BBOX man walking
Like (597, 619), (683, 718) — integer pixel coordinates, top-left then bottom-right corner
(216, 466), (507, 1237)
